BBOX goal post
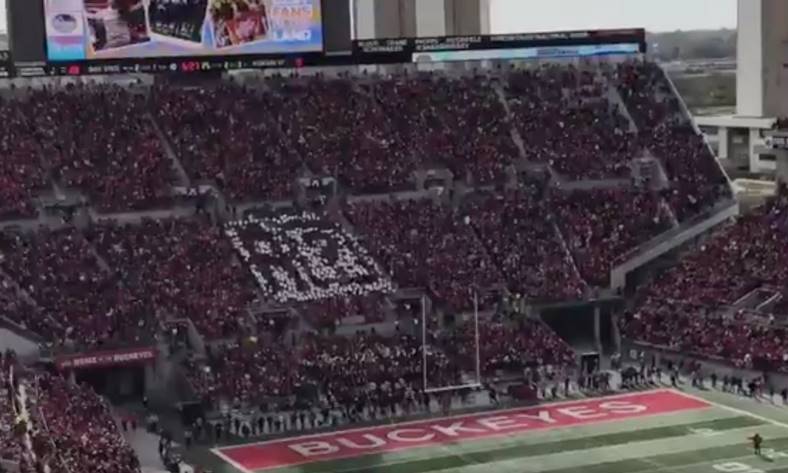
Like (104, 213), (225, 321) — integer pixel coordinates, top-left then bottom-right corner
(421, 292), (483, 394)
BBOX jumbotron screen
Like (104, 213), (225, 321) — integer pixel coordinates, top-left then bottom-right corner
(43, 0), (323, 61)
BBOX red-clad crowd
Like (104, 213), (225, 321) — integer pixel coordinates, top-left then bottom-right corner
(622, 300), (788, 372)
(0, 99), (49, 220)
(370, 74), (519, 185)
(623, 188), (788, 369)
(616, 62), (731, 221)
(439, 319), (577, 375)
(461, 185), (586, 301)
(0, 228), (148, 349)
(28, 85), (176, 211)
(346, 198), (503, 312)
(35, 373), (141, 473)
(552, 188), (673, 286)
(0, 352), (140, 473)
(88, 217), (259, 340)
(507, 65), (637, 180)
(153, 84), (300, 202)
(186, 321), (574, 409)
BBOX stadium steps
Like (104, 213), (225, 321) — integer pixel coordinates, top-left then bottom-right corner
(551, 221), (585, 288)
(607, 84), (639, 134)
(146, 112), (192, 188)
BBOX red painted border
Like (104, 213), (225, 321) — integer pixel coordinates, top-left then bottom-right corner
(216, 390), (710, 471)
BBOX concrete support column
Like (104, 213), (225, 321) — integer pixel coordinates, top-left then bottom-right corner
(593, 306), (602, 354)
(611, 313), (622, 354)
(750, 128), (762, 171)
(415, 0), (447, 37)
(718, 126), (729, 160)
(353, 0), (377, 40)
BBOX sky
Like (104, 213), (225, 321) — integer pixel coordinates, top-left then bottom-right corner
(491, 0), (737, 34)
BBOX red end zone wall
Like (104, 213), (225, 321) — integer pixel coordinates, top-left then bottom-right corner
(216, 390), (710, 471)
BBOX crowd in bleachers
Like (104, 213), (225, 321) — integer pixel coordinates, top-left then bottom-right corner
(616, 62), (731, 221)
(347, 198), (503, 312)
(186, 317), (575, 410)
(88, 217), (259, 340)
(0, 59), (749, 472)
(552, 188), (672, 286)
(0, 228), (145, 349)
(29, 85), (176, 212)
(35, 373), (141, 473)
(153, 84), (300, 202)
(507, 66), (637, 180)
(0, 352), (140, 473)
(438, 319), (576, 376)
(623, 187), (788, 370)
(461, 185), (586, 301)
(0, 100), (49, 220)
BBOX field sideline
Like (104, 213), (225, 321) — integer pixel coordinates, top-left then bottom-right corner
(197, 388), (788, 473)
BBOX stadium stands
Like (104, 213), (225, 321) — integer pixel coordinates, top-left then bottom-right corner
(346, 198), (503, 311)
(623, 186), (788, 370)
(0, 57), (748, 473)
(506, 66), (637, 180)
(28, 85), (177, 212)
(88, 217), (259, 340)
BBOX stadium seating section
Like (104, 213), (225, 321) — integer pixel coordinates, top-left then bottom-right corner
(0, 60), (757, 473)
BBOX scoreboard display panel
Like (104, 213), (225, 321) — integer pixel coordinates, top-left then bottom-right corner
(5, 0), (644, 78)
(42, 0), (323, 61)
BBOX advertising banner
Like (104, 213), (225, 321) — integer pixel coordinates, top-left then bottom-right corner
(55, 346), (158, 370)
(43, 0), (323, 61)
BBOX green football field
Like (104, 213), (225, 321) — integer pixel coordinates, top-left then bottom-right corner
(188, 388), (788, 473)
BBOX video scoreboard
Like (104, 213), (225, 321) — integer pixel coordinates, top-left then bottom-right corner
(1, 0), (645, 78)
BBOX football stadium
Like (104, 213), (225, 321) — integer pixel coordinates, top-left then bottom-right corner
(1, 0), (788, 473)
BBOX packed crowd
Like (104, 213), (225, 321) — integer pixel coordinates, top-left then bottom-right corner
(0, 352), (141, 473)
(153, 84), (300, 202)
(438, 319), (576, 375)
(27, 85), (176, 211)
(186, 318), (576, 410)
(552, 188), (673, 286)
(461, 186), (587, 301)
(35, 373), (141, 473)
(347, 198), (503, 312)
(0, 228), (148, 349)
(370, 74), (519, 184)
(621, 300), (788, 372)
(506, 66), (638, 180)
(279, 78), (416, 193)
(623, 187), (788, 369)
(616, 62), (731, 220)
(0, 99), (49, 220)
(639, 188), (788, 306)
(88, 217), (259, 340)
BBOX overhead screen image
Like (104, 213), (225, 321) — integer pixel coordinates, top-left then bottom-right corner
(43, 0), (323, 61)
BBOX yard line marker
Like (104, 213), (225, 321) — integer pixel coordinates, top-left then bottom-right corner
(674, 389), (788, 430)
(210, 447), (254, 473)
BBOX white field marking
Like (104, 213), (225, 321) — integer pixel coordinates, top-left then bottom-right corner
(308, 425), (776, 473)
(222, 389), (714, 472)
(673, 389), (788, 431)
(216, 389), (683, 452)
(210, 447), (255, 473)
